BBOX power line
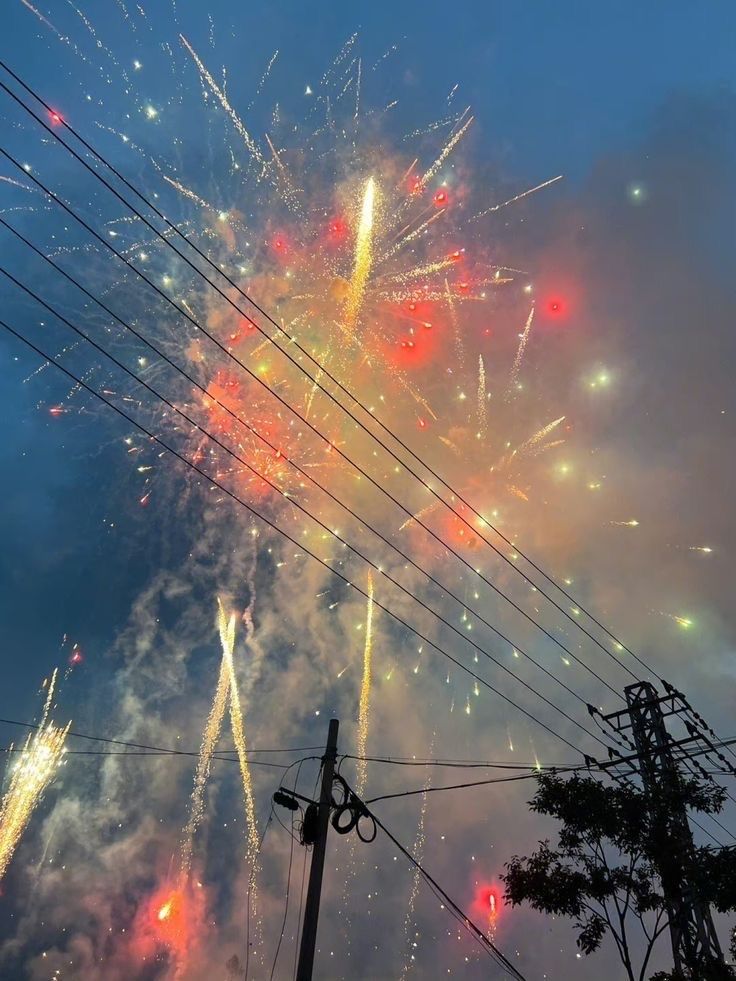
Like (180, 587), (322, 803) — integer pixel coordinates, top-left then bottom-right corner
(335, 775), (526, 980)
(0, 140), (625, 710)
(16, 71), (733, 863)
(0, 747), (296, 768)
(0, 715), (320, 758)
(0, 61), (650, 688)
(345, 753), (577, 769)
(0, 265), (611, 755)
(364, 766), (583, 804)
(0, 215), (616, 723)
(270, 811), (297, 981)
(0, 316), (596, 760)
(0, 69), (643, 695)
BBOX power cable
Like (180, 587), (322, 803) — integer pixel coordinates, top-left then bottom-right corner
(0, 60), (650, 686)
(345, 753), (576, 769)
(0, 746), (293, 768)
(0, 715), (318, 761)
(292, 837), (309, 981)
(0, 215), (618, 716)
(0, 73), (642, 696)
(338, 776), (526, 980)
(0, 316), (596, 764)
(269, 810), (296, 981)
(364, 766), (582, 804)
(0, 264), (609, 750)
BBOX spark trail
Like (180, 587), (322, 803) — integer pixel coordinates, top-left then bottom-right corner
(217, 597), (263, 956)
(399, 760), (432, 979)
(180, 602), (259, 898)
(180, 640), (229, 877)
(356, 571), (375, 796)
(344, 176), (376, 330)
(218, 599), (259, 865)
(0, 670), (70, 881)
(506, 305), (535, 400)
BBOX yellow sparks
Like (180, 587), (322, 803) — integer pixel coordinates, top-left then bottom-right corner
(180, 599), (261, 955)
(515, 416), (566, 458)
(344, 177), (376, 330)
(659, 611), (694, 630)
(398, 761), (432, 981)
(217, 599), (259, 868)
(217, 599), (263, 957)
(379, 208), (445, 264)
(180, 35), (267, 174)
(444, 277), (464, 361)
(506, 305), (535, 400)
(0, 670), (70, 881)
(417, 114), (474, 192)
(476, 355), (488, 437)
(399, 500), (440, 533)
(384, 255), (457, 287)
(470, 174), (564, 222)
(163, 175), (215, 211)
(611, 519), (640, 527)
(356, 574), (375, 796)
(180, 640), (230, 876)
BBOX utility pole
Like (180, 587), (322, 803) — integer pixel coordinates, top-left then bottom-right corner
(602, 681), (724, 975)
(296, 717), (339, 981)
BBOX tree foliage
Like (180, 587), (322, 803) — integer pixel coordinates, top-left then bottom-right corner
(502, 772), (736, 981)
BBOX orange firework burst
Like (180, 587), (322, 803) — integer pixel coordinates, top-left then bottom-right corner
(132, 878), (207, 973)
(472, 880), (505, 938)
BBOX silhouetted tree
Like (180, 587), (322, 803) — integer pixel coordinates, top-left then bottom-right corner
(502, 772), (736, 980)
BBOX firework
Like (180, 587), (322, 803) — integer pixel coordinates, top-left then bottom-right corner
(217, 598), (262, 951)
(180, 652), (229, 877)
(0, 670), (69, 881)
(0, 11), (616, 976)
(178, 597), (262, 967)
(398, 761), (432, 979)
(472, 882), (504, 943)
(355, 571), (375, 796)
(344, 176), (377, 331)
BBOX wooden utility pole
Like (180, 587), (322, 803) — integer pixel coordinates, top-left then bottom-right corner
(296, 717), (339, 981)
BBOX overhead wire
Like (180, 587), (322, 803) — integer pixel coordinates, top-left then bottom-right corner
(337, 776), (526, 980)
(0, 315), (598, 761)
(0, 69), (643, 698)
(0, 265), (610, 751)
(0, 215), (617, 722)
(0, 715), (319, 762)
(292, 836), (309, 981)
(5, 62), (732, 891)
(12, 64), (735, 839)
(345, 753), (577, 769)
(0, 60), (650, 689)
(0, 140), (626, 711)
(269, 810), (296, 981)
(364, 766), (582, 804)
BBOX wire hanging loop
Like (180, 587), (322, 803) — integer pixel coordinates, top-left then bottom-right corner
(329, 777), (377, 842)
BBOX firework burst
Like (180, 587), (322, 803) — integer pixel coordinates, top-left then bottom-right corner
(0, 670), (70, 881)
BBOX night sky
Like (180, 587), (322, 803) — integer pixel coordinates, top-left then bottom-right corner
(2, 3), (736, 979)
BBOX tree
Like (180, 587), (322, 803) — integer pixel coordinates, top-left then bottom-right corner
(501, 772), (736, 981)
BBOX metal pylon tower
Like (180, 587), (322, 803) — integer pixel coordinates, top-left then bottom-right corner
(602, 681), (724, 976)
